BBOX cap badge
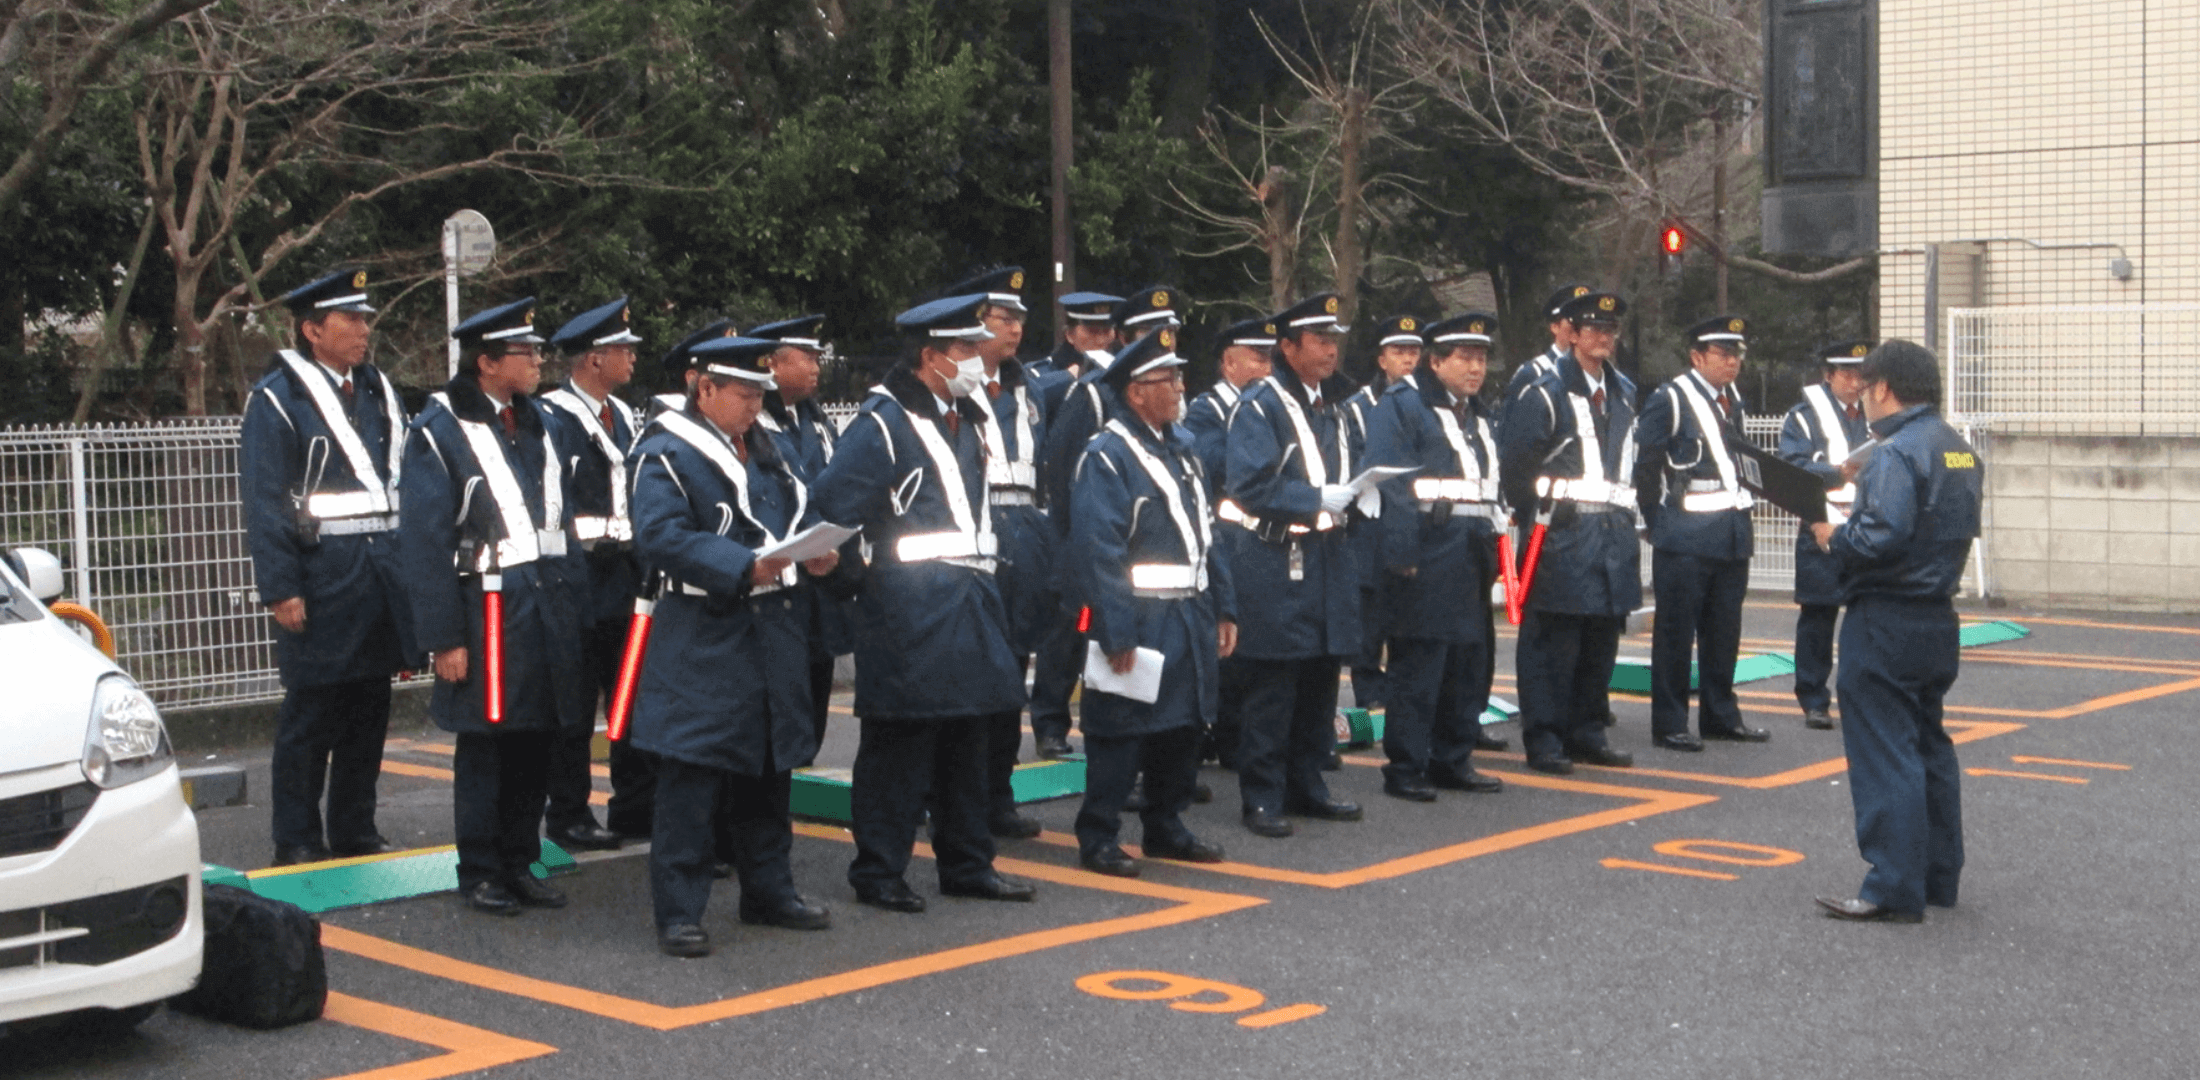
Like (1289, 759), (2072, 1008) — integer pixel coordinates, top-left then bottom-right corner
(620, 305), (631, 324)
(351, 270), (367, 289)
(1153, 291), (1170, 307)
(1598, 296), (1615, 312)
(1400, 318), (1416, 332)
(1264, 323), (1277, 335)
(1009, 271), (1025, 290)
(1158, 328), (1175, 349)
(1324, 297), (1339, 314)
(1851, 344), (1868, 357)
(1728, 318), (1744, 333)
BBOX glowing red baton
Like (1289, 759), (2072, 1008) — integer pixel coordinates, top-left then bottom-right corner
(482, 572), (505, 724)
(1513, 478), (1562, 617)
(1498, 531), (1523, 626)
(604, 577), (662, 743)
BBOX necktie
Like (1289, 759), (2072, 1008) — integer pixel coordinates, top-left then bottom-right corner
(1590, 387), (1605, 416)
(600, 402), (615, 432)
(987, 380), (1002, 400)
(944, 410), (960, 439)
(499, 405), (516, 437)
(339, 378), (354, 407)
(1847, 403), (1862, 423)
(732, 433), (749, 464)
(1718, 392), (1734, 424)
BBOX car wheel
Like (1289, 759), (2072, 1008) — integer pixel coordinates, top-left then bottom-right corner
(66, 1001), (160, 1034)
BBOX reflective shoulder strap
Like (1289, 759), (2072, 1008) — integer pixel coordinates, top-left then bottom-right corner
(1263, 376), (1330, 488)
(653, 410), (786, 547)
(371, 366), (406, 491)
(279, 351), (391, 512)
(1672, 376), (1742, 494)
(540, 388), (629, 523)
(1566, 392), (1605, 484)
(1803, 383), (1854, 464)
(968, 387), (1014, 486)
(1105, 420), (1208, 569)
(430, 392), (541, 566)
(1431, 401), (1481, 482)
(901, 404), (984, 545)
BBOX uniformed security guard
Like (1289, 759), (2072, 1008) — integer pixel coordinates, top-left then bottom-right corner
(750, 314), (852, 750)
(1068, 329), (1235, 875)
(1496, 289), (1639, 774)
(1182, 316), (1275, 769)
(1224, 292), (1366, 838)
(399, 297), (592, 915)
(242, 268), (415, 866)
(1780, 339), (1873, 730)
(1030, 286), (1182, 760)
(1364, 312), (1510, 800)
(1634, 315), (1770, 752)
(1342, 315), (1426, 714)
(940, 267), (1050, 839)
(1807, 340), (1980, 923)
(1025, 290), (1121, 422)
(1503, 283), (1592, 403)
(648, 319), (740, 420)
(811, 293), (1038, 912)
(538, 297), (644, 851)
(627, 335), (839, 957)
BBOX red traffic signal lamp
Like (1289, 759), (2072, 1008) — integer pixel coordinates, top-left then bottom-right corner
(1658, 219), (1686, 275)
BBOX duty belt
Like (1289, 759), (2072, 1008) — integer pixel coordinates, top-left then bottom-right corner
(669, 565), (798, 597)
(893, 530), (999, 573)
(1215, 499), (1336, 542)
(1129, 562), (1207, 599)
(988, 489), (1037, 507)
(317, 514), (398, 537)
(573, 515), (634, 549)
(1546, 477), (1636, 511)
(461, 529), (570, 573)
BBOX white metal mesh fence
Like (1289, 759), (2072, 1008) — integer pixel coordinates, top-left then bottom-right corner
(1742, 415), (1798, 593)
(1947, 304), (2200, 434)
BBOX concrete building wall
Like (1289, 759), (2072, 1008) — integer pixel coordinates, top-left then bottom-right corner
(1877, 0), (2200, 609)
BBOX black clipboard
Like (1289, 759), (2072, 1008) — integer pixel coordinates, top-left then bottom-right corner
(1724, 436), (1831, 524)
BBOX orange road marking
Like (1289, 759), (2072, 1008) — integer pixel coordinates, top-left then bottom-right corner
(322, 847), (1264, 1031)
(379, 758), (609, 806)
(247, 844), (459, 879)
(1470, 720), (2024, 790)
(320, 991), (556, 1080)
(2005, 615), (2200, 638)
(1032, 770), (1717, 888)
(1238, 1003), (1327, 1027)
(2040, 676), (2200, 718)
(2009, 755), (2130, 770)
(1598, 858), (1737, 881)
(1965, 768), (2088, 785)
(1652, 839), (1804, 866)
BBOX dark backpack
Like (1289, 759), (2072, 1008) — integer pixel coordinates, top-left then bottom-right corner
(172, 884), (327, 1028)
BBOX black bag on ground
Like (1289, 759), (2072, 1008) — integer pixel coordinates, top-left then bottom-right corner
(172, 884), (327, 1028)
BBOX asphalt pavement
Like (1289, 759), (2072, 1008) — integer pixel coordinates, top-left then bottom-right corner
(13, 599), (2200, 1080)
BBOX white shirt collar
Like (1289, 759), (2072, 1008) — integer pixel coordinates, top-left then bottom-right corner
(1582, 367), (1605, 397)
(933, 392), (955, 416)
(566, 381), (605, 419)
(1301, 380), (1322, 406)
(317, 360), (354, 388)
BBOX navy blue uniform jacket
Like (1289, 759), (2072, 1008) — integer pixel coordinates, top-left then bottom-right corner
(1182, 381), (1241, 488)
(976, 358), (1054, 653)
(1779, 386), (1872, 606)
(1496, 357), (1642, 619)
(541, 384), (641, 626)
(627, 411), (821, 775)
(1828, 405), (1982, 601)
(811, 366), (1025, 720)
(761, 391), (857, 656)
(1224, 374), (1364, 660)
(1632, 371), (1753, 562)
(398, 379), (592, 735)
(241, 354), (417, 687)
(1364, 378), (1501, 643)
(1072, 420), (1238, 738)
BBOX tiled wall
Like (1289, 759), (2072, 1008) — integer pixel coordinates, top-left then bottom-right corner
(1982, 434), (2200, 608)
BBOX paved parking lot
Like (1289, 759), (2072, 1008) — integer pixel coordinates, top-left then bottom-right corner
(15, 600), (2200, 1080)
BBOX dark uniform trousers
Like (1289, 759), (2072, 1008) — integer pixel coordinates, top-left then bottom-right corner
(650, 758), (795, 929)
(270, 676), (392, 852)
(1515, 610), (1622, 761)
(1381, 635), (1493, 786)
(1209, 657), (1250, 767)
(1350, 583), (1389, 709)
(546, 611), (658, 836)
(1076, 725), (1200, 857)
(1836, 595), (1964, 913)
(848, 715), (999, 891)
(987, 675), (1027, 819)
(1794, 604), (1840, 714)
(453, 730), (554, 891)
(808, 648), (837, 752)
(1028, 601), (1082, 746)
(1235, 656), (1344, 813)
(1649, 548), (1751, 740)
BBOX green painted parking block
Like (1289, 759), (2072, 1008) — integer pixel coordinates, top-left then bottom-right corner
(1611, 652), (1796, 694)
(1482, 695), (1518, 726)
(793, 758), (1086, 824)
(201, 863), (251, 891)
(1960, 619), (2030, 646)
(239, 839), (576, 915)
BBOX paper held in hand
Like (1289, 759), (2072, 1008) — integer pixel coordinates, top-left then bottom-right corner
(755, 522), (860, 563)
(1345, 465), (1417, 496)
(1083, 641), (1165, 705)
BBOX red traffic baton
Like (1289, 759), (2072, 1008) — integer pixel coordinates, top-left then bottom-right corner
(604, 574), (664, 743)
(1512, 478), (1562, 619)
(1498, 531), (1524, 626)
(482, 572), (505, 724)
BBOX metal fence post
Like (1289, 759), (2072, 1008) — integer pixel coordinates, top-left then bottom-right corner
(68, 435), (92, 604)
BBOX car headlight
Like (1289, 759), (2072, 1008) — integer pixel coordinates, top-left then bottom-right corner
(82, 674), (173, 789)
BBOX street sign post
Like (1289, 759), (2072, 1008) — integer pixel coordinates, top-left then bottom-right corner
(442, 210), (496, 378)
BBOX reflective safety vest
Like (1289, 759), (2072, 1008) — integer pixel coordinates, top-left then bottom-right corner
(431, 393), (565, 572)
(275, 350), (405, 529)
(1669, 373), (1754, 513)
(1103, 419), (1214, 597)
(539, 386), (636, 545)
(1802, 382), (1860, 523)
(859, 389), (999, 570)
(652, 410), (805, 594)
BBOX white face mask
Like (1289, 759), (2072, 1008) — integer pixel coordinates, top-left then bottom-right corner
(945, 354), (987, 398)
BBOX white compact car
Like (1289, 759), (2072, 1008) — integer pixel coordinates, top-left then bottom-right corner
(0, 547), (201, 1032)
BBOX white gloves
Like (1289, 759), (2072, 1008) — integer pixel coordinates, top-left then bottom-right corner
(1318, 484), (1354, 515)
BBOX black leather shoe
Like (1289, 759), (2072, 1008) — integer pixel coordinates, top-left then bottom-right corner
(1143, 834), (1226, 863)
(1123, 779), (1148, 812)
(940, 874), (1038, 902)
(658, 923), (711, 958)
(507, 875), (567, 909)
(548, 823), (624, 851)
(1474, 730), (1510, 752)
(854, 880), (926, 913)
(328, 836), (397, 858)
(1604, 710), (1619, 727)
(272, 844), (333, 867)
(1816, 896), (1923, 923)
(989, 810), (1043, 840)
(1526, 755), (1575, 775)
(1286, 797), (1364, 821)
(740, 895), (831, 930)
(1242, 809), (1294, 838)
(1704, 725), (1771, 743)
(1034, 734), (1075, 760)
(1429, 767), (1504, 794)
(1191, 780), (1213, 804)
(1573, 746), (1634, 768)
(1080, 845), (1140, 878)
(1803, 709), (1835, 730)
(1654, 733), (1705, 752)
(1383, 777), (1439, 802)
(463, 881), (522, 916)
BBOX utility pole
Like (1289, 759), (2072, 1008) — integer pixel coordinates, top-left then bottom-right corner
(1333, 88), (1368, 325)
(1713, 113), (1729, 314)
(1048, 0), (1075, 344)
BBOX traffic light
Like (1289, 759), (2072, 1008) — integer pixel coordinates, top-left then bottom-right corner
(1658, 220), (1686, 276)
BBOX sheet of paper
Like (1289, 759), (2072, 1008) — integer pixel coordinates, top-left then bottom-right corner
(1345, 465), (1417, 496)
(1084, 641), (1165, 705)
(755, 522), (860, 563)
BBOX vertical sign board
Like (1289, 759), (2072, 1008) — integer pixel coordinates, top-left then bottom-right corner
(442, 210), (497, 378)
(1761, 0), (1877, 257)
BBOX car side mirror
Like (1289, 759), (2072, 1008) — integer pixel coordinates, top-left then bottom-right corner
(6, 546), (66, 603)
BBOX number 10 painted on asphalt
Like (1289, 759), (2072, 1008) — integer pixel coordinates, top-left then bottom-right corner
(1077, 971), (1326, 1028)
